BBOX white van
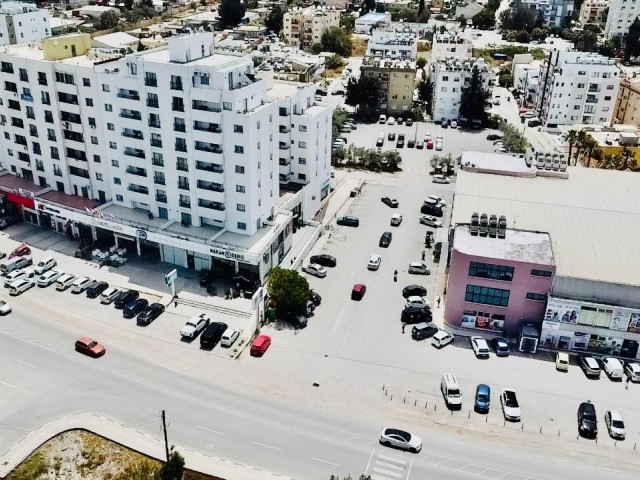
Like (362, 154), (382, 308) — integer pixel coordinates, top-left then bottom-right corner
(432, 330), (454, 348)
(34, 256), (56, 275)
(100, 287), (120, 304)
(56, 273), (76, 291)
(441, 373), (462, 409)
(71, 276), (93, 293)
(0, 256), (32, 275)
(555, 352), (569, 372)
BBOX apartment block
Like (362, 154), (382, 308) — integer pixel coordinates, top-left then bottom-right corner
(519, 0), (574, 28)
(605, 0), (638, 37)
(282, 6), (340, 50)
(0, 2), (50, 46)
(430, 33), (472, 61)
(613, 77), (640, 125)
(579, 0), (608, 25)
(366, 26), (418, 61)
(535, 51), (620, 127)
(360, 56), (416, 114)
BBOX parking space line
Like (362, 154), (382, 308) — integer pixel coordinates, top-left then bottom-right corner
(252, 441), (280, 451)
(337, 313), (357, 356)
(310, 457), (339, 467)
(195, 425), (224, 436)
(16, 359), (37, 369)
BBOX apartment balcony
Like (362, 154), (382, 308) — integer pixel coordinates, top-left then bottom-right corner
(20, 93), (33, 102)
(194, 142), (222, 154)
(120, 110), (142, 121)
(170, 81), (183, 91)
(122, 129), (143, 140)
(63, 129), (84, 143)
(145, 77), (157, 87)
(150, 139), (162, 148)
(153, 176), (165, 186)
(280, 173), (292, 183)
(128, 184), (149, 195)
(147, 98), (159, 108)
(124, 147), (145, 159)
(148, 119), (161, 129)
(117, 90), (140, 101)
(197, 180), (224, 192)
(69, 166), (90, 179)
(193, 121), (222, 133)
(179, 198), (191, 208)
(195, 161), (223, 174)
(192, 100), (221, 113)
(279, 158), (290, 166)
(155, 194), (167, 203)
(178, 182), (190, 191)
(173, 121), (186, 133)
(125, 166), (147, 177)
(197, 199), (225, 211)
(279, 125), (291, 133)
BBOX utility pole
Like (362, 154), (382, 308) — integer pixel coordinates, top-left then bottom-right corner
(161, 410), (170, 463)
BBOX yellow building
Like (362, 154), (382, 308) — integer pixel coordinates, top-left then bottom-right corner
(360, 56), (416, 115)
(42, 33), (91, 61)
(586, 129), (640, 168)
(282, 6), (341, 50)
(614, 77), (640, 126)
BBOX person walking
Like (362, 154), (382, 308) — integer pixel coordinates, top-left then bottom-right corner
(402, 323), (405, 334)
(436, 296), (441, 308)
(421, 250), (426, 261)
(393, 269), (398, 282)
(626, 375), (630, 390)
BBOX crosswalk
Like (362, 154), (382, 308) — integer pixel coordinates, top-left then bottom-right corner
(367, 452), (411, 480)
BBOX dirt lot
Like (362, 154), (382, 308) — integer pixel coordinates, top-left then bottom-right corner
(6, 431), (220, 480)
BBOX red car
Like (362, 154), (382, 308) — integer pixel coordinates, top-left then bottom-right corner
(75, 336), (106, 358)
(426, 140), (434, 149)
(250, 335), (271, 357)
(351, 283), (366, 300)
(9, 243), (31, 259)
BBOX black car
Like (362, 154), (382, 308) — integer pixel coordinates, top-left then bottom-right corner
(402, 285), (427, 298)
(200, 322), (228, 349)
(407, 139), (415, 148)
(337, 216), (359, 227)
(310, 291), (322, 306)
(578, 401), (598, 438)
(280, 309), (308, 328)
(491, 337), (510, 356)
(397, 117), (404, 125)
(310, 254), (337, 267)
(420, 203), (444, 217)
(396, 134), (405, 148)
(123, 298), (149, 319)
(86, 281), (109, 299)
(388, 132), (396, 141)
(401, 305), (432, 324)
(381, 197), (399, 208)
(114, 290), (139, 309)
(405, 118), (413, 127)
(379, 231), (392, 248)
(411, 322), (438, 340)
(137, 303), (165, 325)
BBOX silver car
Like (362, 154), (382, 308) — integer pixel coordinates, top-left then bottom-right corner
(420, 215), (443, 228)
(408, 261), (430, 275)
(379, 428), (422, 453)
(605, 409), (626, 440)
(302, 263), (328, 278)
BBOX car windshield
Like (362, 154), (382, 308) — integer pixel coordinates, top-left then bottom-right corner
(477, 394), (489, 402)
(505, 392), (518, 407)
(88, 341), (97, 348)
(612, 420), (625, 428)
(449, 388), (461, 397)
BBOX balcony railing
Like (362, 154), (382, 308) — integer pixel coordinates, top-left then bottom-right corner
(124, 148), (145, 159)
(179, 199), (191, 208)
(195, 161), (223, 173)
(122, 130), (143, 140)
(194, 142), (222, 154)
(151, 139), (162, 148)
(125, 167), (147, 177)
(120, 111), (142, 121)
(154, 176), (165, 185)
(128, 184), (149, 195)
(198, 200), (225, 211)
(156, 194), (167, 203)
(117, 91), (140, 101)
(178, 182), (190, 191)
(197, 181), (224, 192)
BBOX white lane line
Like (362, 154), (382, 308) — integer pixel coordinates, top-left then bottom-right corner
(17, 359), (37, 369)
(365, 450), (375, 475)
(338, 312), (358, 355)
(310, 457), (340, 467)
(195, 425), (224, 436)
(252, 441), (281, 451)
(376, 453), (406, 465)
(372, 466), (403, 478)
(406, 459), (413, 480)
(376, 460), (405, 471)
(598, 467), (626, 474)
(0, 379), (29, 394)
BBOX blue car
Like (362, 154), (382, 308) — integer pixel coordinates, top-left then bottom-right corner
(474, 384), (491, 413)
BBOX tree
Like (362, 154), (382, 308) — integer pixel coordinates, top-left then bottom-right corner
(418, 0), (425, 15)
(562, 130), (578, 161)
(124, 0), (134, 10)
(388, 7), (418, 22)
(498, 73), (513, 88)
(416, 57), (427, 70)
(417, 78), (433, 110)
(472, 7), (496, 30)
(531, 27), (548, 42)
(160, 448), (185, 480)
(581, 137), (598, 166)
(265, 6), (283, 34)
(573, 129), (588, 165)
(332, 108), (348, 140)
(598, 154), (620, 170)
(619, 146), (637, 170)
(460, 66), (489, 125)
(325, 53), (344, 70)
(97, 10), (120, 30)
(624, 17), (640, 62)
(218, 0), (246, 29)
(515, 30), (530, 43)
(267, 267), (311, 314)
(320, 27), (352, 57)
(340, 14), (355, 33)
(345, 75), (380, 122)
(500, 2), (537, 32)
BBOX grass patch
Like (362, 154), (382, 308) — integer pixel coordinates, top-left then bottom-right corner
(6, 451), (48, 480)
(351, 36), (368, 56)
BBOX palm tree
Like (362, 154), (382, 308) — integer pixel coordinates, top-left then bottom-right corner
(618, 147), (637, 171)
(573, 129), (588, 166)
(598, 154), (621, 170)
(562, 130), (578, 161)
(582, 138), (599, 167)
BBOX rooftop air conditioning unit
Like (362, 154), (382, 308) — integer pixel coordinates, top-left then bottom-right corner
(488, 214), (498, 238)
(470, 212), (479, 236)
(479, 213), (489, 237)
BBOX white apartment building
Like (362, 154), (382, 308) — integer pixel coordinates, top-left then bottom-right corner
(519, 0), (574, 28)
(535, 51), (620, 127)
(366, 26), (418, 61)
(0, 2), (50, 46)
(579, 0), (608, 25)
(0, 32), (332, 279)
(605, 0), (638, 37)
(282, 6), (340, 49)
(430, 34), (472, 62)
(430, 57), (490, 122)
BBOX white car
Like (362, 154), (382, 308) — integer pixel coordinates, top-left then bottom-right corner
(386, 116), (396, 125)
(221, 327), (240, 348)
(432, 330), (454, 348)
(420, 215), (443, 228)
(8, 278), (35, 296)
(367, 254), (382, 271)
(624, 362), (640, 382)
(408, 261), (430, 275)
(405, 296), (430, 309)
(71, 276), (93, 293)
(379, 428), (422, 453)
(34, 256), (56, 275)
(100, 287), (120, 304)
(37, 268), (65, 287)
(302, 263), (328, 278)
(602, 357), (624, 379)
(605, 410), (626, 440)
(450, 120), (458, 129)
(427, 195), (446, 207)
(0, 300), (11, 315)
(390, 214), (403, 226)
(180, 313), (211, 339)
(520, 111), (535, 119)
(501, 388), (521, 422)
(4, 269), (31, 287)
(435, 140), (443, 151)
(424, 133), (432, 142)
(471, 336), (490, 358)
(432, 175), (451, 184)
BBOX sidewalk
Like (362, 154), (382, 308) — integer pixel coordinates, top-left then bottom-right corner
(0, 413), (295, 480)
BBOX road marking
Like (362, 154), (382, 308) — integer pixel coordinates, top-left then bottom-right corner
(372, 466), (403, 478)
(16, 359), (37, 369)
(195, 425), (224, 436)
(310, 457), (339, 467)
(252, 441), (280, 451)
(0, 379), (30, 394)
(332, 306), (346, 332)
(376, 454), (405, 465)
(365, 450), (375, 475)
(598, 467), (626, 474)
(405, 459), (413, 480)
(338, 312), (358, 355)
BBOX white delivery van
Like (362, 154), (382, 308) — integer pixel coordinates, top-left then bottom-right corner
(56, 273), (76, 291)
(0, 256), (32, 275)
(441, 373), (462, 409)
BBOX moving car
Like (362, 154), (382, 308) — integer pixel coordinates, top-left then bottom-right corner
(181, 313), (211, 339)
(250, 334), (271, 357)
(379, 231), (392, 248)
(411, 322), (438, 340)
(577, 401), (598, 438)
(419, 215), (443, 228)
(302, 263), (328, 278)
(432, 175), (451, 184)
(602, 357), (624, 380)
(435, 139), (443, 151)
(367, 254), (382, 271)
(471, 336), (490, 358)
(75, 337), (105, 358)
(309, 254), (336, 267)
(37, 268), (65, 287)
(390, 214), (403, 226)
(605, 409), (625, 440)
(0, 300), (11, 315)
(309, 291), (322, 306)
(381, 197), (399, 208)
(405, 296), (430, 309)
(123, 298), (149, 319)
(336, 216), (359, 227)
(221, 327), (241, 348)
(200, 322), (228, 349)
(579, 355), (601, 379)
(71, 276), (93, 294)
(474, 384), (491, 413)
(100, 287), (120, 304)
(624, 361), (640, 382)
(137, 303), (165, 325)
(501, 388), (521, 421)
(114, 290), (140, 309)
(401, 305), (431, 324)
(555, 352), (570, 372)
(8, 278), (34, 296)
(402, 285), (427, 298)
(491, 338), (510, 356)
(34, 256), (56, 275)
(408, 261), (430, 275)
(379, 428), (422, 453)
(86, 281), (109, 299)
(432, 330), (454, 348)
(351, 283), (366, 300)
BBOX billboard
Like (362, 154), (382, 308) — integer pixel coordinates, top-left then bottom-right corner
(544, 299), (581, 324)
(610, 309), (632, 331)
(629, 313), (640, 334)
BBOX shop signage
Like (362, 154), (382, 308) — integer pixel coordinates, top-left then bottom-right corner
(36, 203), (61, 215)
(17, 188), (34, 199)
(544, 299), (581, 324)
(210, 247), (245, 261)
(90, 217), (124, 232)
(137, 229), (147, 240)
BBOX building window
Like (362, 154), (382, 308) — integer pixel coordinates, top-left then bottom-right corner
(96, 172), (103, 181)
(105, 104), (112, 112)
(85, 98), (93, 107)
(234, 145), (244, 153)
(107, 123), (114, 131)
(465, 285), (510, 307)
(116, 194), (123, 201)
(233, 125), (243, 133)
(237, 222), (247, 230)
(83, 78), (91, 87)
(91, 136), (98, 145)
(299, 141), (307, 148)
(235, 165), (245, 174)
(102, 84), (110, 92)
(223, 102), (232, 111)
(531, 269), (552, 277)
(112, 159), (119, 167)
(114, 177), (121, 185)
(468, 262), (514, 281)
(237, 203), (246, 212)
(299, 125), (307, 132)
(236, 185), (245, 193)
(93, 155), (101, 163)
(298, 173), (306, 180)
(526, 292), (547, 302)
(109, 141), (117, 149)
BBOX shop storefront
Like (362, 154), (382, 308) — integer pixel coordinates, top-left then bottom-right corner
(4, 190), (38, 225)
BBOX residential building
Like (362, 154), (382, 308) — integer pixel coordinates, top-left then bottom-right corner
(254, 44), (326, 83)
(430, 33), (472, 61)
(605, 0), (639, 37)
(354, 11), (391, 34)
(430, 57), (490, 122)
(360, 56), (416, 114)
(0, 32), (332, 279)
(613, 77), (640, 126)
(512, 62), (541, 107)
(366, 26), (418, 61)
(535, 50), (620, 127)
(282, 6), (340, 50)
(519, 0), (574, 28)
(578, 0), (608, 25)
(0, 2), (50, 46)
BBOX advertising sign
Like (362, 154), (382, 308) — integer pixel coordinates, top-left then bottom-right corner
(461, 313), (476, 328)
(610, 309), (632, 331)
(544, 299), (581, 324)
(629, 313), (640, 334)
(476, 317), (505, 331)
(569, 332), (590, 351)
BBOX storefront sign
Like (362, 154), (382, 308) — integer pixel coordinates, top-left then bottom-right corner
(544, 299), (581, 324)
(210, 247), (245, 262)
(629, 313), (640, 334)
(461, 313), (476, 328)
(610, 309), (632, 331)
(569, 332), (590, 350)
(90, 217), (124, 232)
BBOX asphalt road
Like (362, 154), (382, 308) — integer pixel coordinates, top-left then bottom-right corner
(0, 308), (637, 480)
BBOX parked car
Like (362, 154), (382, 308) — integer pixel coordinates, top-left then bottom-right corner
(402, 285), (427, 298)
(0, 215), (20, 229)
(8, 278), (34, 296)
(396, 134), (405, 148)
(379, 114), (387, 124)
(221, 327), (241, 348)
(450, 120), (458, 129)
(397, 117), (404, 125)
(426, 195), (446, 207)
(351, 283), (366, 300)
(181, 313), (211, 339)
(407, 139), (416, 148)
(378, 428), (422, 453)
(405, 118), (413, 126)
(602, 357), (624, 380)
(309, 254), (336, 267)
(336, 216), (359, 227)
(379, 232), (392, 248)
(426, 139), (434, 149)
(401, 305), (432, 324)
(411, 322), (438, 340)
(8, 244), (31, 259)
(37, 268), (65, 287)
(605, 409), (626, 440)
(388, 132), (396, 141)
(577, 401), (598, 438)
(435, 140), (443, 151)
(123, 298), (149, 319)
(579, 355), (602, 379)
(302, 263), (328, 278)
(432, 330), (455, 348)
(5, 269), (33, 287)
(34, 257), (56, 275)
(432, 175), (450, 184)
(624, 361), (640, 382)
(309, 291), (322, 306)
(421, 203), (444, 217)
(474, 384), (491, 413)
(555, 352), (570, 372)
(408, 261), (430, 275)
(501, 388), (521, 422)
(86, 281), (109, 299)
(367, 254), (382, 270)
(71, 276), (93, 294)
(75, 337), (105, 358)
(200, 322), (228, 349)
(381, 196), (399, 208)
(100, 287), (120, 305)
(491, 338), (510, 356)
(114, 290), (140, 309)
(55, 273), (76, 291)
(0, 300), (12, 315)
(416, 140), (424, 149)
(471, 336), (491, 358)
(390, 214), (403, 226)
(405, 296), (430, 309)
(250, 334), (271, 356)
(137, 303), (165, 325)
(386, 116), (396, 125)
(419, 215), (443, 228)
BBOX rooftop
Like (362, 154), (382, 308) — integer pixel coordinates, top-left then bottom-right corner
(134, 47), (246, 70)
(460, 151), (535, 176)
(356, 12), (391, 23)
(93, 32), (139, 48)
(452, 167), (640, 286)
(454, 225), (554, 265)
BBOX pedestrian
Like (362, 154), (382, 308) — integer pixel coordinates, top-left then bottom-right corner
(436, 296), (441, 308)
(402, 323), (405, 334)
(626, 376), (630, 390)
(393, 269), (398, 282)
(421, 250), (425, 260)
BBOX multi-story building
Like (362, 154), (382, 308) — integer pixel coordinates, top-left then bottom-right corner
(613, 77), (640, 125)
(512, 62), (541, 107)
(0, 32), (332, 279)
(0, 2), (50, 46)
(579, 0), (608, 25)
(360, 56), (416, 115)
(519, 0), (574, 28)
(605, 0), (638, 37)
(366, 26), (418, 61)
(535, 50), (620, 127)
(430, 57), (490, 122)
(282, 6), (340, 50)
(354, 11), (391, 34)
(430, 33), (472, 61)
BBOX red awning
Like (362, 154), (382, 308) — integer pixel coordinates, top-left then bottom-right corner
(6, 192), (35, 209)
(519, 107), (529, 114)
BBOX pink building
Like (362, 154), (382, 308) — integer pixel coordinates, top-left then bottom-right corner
(444, 225), (556, 337)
